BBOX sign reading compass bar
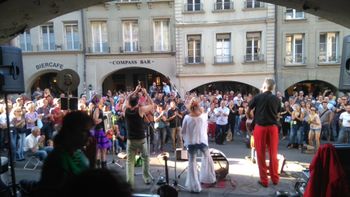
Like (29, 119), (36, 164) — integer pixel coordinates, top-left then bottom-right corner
(109, 59), (155, 65)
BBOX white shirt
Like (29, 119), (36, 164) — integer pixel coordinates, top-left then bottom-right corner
(0, 113), (7, 127)
(207, 108), (217, 123)
(24, 133), (40, 152)
(182, 113), (209, 147)
(214, 106), (229, 125)
(339, 111), (350, 128)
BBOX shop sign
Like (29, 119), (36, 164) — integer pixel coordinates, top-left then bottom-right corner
(36, 62), (64, 70)
(109, 59), (154, 65)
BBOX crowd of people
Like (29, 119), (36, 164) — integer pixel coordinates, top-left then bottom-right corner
(0, 80), (350, 194)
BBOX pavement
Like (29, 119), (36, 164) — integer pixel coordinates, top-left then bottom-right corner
(2, 134), (315, 197)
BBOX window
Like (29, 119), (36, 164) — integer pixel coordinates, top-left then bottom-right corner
(122, 20), (139, 52)
(187, 35), (202, 64)
(64, 22), (79, 50)
(285, 8), (304, 20)
(186, 0), (201, 11)
(245, 32), (261, 61)
(41, 24), (55, 51)
(285, 34), (305, 64)
(91, 21), (108, 53)
(245, 0), (263, 8)
(319, 32), (339, 63)
(214, 0), (232, 10)
(18, 29), (32, 51)
(215, 33), (231, 63)
(153, 19), (170, 52)
(117, 0), (140, 2)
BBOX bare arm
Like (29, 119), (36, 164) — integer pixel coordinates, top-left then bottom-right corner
(140, 88), (154, 116)
(246, 107), (253, 119)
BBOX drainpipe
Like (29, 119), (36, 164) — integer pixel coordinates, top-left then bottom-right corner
(273, 5), (278, 93)
(81, 9), (87, 95)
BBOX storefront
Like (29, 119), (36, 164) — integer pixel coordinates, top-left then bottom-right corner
(22, 52), (84, 97)
(86, 54), (176, 95)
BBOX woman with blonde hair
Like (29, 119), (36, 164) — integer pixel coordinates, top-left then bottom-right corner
(182, 98), (216, 193)
(11, 106), (26, 161)
(289, 104), (304, 149)
(308, 106), (322, 150)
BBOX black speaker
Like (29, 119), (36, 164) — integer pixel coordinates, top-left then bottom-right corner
(0, 46), (25, 93)
(339, 35), (350, 91)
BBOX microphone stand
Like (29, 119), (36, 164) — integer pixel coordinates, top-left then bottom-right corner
(171, 107), (186, 190)
(3, 94), (17, 197)
(108, 134), (123, 168)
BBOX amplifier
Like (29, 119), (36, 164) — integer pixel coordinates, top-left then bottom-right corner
(175, 148), (188, 161)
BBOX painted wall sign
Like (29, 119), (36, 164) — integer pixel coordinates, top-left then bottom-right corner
(36, 62), (64, 70)
(109, 59), (154, 65)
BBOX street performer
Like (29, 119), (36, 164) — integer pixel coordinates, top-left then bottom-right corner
(182, 97), (216, 193)
(123, 85), (154, 187)
(246, 78), (281, 188)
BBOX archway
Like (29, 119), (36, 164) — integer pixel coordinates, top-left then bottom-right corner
(190, 81), (260, 96)
(102, 67), (169, 94)
(30, 72), (78, 98)
(284, 80), (337, 98)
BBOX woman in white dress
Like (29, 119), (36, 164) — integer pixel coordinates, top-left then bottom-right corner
(182, 98), (216, 193)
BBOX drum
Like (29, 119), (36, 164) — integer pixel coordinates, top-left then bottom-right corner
(209, 148), (229, 180)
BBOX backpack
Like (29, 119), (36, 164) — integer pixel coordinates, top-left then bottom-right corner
(134, 155), (143, 167)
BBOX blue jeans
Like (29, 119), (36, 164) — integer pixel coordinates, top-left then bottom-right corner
(289, 124), (303, 145)
(337, 127), (350, 144)
(29, 146), (53, 161)
(186, 143), (216, 192)
(16, 133), (26, 160)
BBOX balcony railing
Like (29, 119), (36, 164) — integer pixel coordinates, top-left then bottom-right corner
(318, 55), (341, 64)
(213, 2), (234, 10)
(185, 56), (204, 64)
(214, 55), (233, 64)
(120, 46), (142, 53)
(37, 44), (57, 51)
(151, 45), (174, 52)
(20, 44), (33, 52)
(184, 3), (203, 12)
(285, 11), (305, 20)
(88, 45), (110, 53)
(114, 0), (141, 2)
(285, 54), (306, 64)
(244, 54), (264, 62)
(244, 0), (264, 9)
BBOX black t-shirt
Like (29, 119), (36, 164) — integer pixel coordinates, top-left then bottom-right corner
(248, 91), (281, 126)
(167, 108), (182, 128)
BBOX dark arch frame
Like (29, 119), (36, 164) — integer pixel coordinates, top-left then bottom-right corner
(284, 80), (337, 98)
(190, 80), (260, 96)
(102, 67), (169, 94)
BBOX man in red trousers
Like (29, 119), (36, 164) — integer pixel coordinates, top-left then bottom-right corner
(247, 78), (281, 187)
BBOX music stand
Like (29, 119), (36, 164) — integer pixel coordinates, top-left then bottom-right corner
(107, 135), (123, 169)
